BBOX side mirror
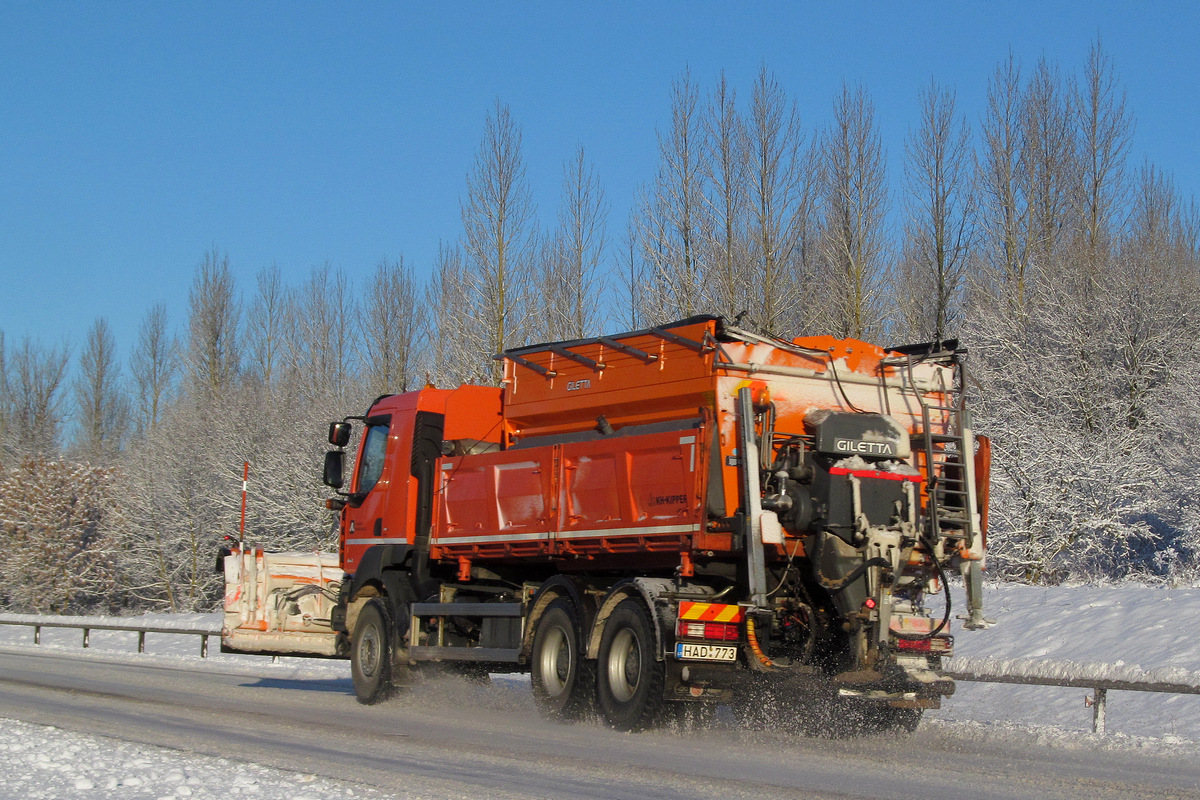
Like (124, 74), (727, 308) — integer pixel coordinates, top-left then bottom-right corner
(322, 450), (345, 489)
(329, 422), (352, 447)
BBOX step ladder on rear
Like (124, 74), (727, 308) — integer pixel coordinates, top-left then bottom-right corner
(882, 342), (980, 550)
(882, 341), (990, 629)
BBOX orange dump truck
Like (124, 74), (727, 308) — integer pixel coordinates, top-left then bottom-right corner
(221, 315), (988, 732)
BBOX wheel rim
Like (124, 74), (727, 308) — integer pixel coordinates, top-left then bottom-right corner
(359, 623), (380, 677)
(538, 626), (571, 697)
(606, 628), (640, 703)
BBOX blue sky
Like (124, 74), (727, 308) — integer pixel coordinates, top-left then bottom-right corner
(2, 2), (1198, 362)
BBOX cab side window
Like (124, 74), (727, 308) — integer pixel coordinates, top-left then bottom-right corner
(355, 423), (389, 495)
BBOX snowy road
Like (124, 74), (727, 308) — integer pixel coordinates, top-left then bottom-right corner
(0, 649), (1197, 800)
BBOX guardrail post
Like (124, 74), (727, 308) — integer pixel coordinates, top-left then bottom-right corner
(1091, 687), (1107, 736)
(83, 628), (90, 649)
(201, 634), (208, 658)
(34, 625), (41, 645)
(138, 631), (146, 653)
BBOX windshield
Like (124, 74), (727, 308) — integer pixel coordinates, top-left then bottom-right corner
(355, 423), (389, 495)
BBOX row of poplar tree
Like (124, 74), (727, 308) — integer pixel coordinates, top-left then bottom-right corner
(2, 41), (1199, 613)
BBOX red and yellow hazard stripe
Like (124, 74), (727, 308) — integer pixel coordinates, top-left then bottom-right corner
(678, 601), (744, 623)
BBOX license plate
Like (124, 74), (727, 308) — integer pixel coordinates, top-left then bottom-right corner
(676, 642), (737, 661)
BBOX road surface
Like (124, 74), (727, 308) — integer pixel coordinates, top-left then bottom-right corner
(0, 648), (1195, 800)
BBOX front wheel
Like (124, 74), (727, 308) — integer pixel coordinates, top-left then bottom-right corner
(596, 599), (666, 731)
(530, 598), (593, 721)
(351, 598), (394, 705)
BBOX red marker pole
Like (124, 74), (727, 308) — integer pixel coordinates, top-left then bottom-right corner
(239, 461), (249, 546)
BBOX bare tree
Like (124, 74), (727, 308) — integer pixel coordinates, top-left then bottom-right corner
(8, 336), (70, 457)
(286, 263), (358, 405)
(424, 242), (478, 386)
(1072, 37), (1133, 274)
(638, 69), (709, 320)
(245, 264), (289, 390)
(897, 79), (976, 342)
(73, 317), (129, 462)
(976, 52), (1031, 310)
(1022, 56), (1076, 268)
(702, 71), (749, 321)
(462, 100), (537, 383)
(364, 256), (424, 395)
(614, 211), (650, 330)
(743, 65), (811, 335)
(129, 304), (177, 436)
(817, 82), (890, 340)
(186, 248), (240, 397)
(538, 147), (609, 341)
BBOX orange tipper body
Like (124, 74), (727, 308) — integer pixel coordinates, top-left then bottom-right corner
(222, 314), (990, 731)
(420, 316), (968, 568)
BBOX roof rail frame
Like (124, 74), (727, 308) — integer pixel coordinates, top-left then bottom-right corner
(549, 344), (603, 371)
(648, 326), (713, 353)
(596, 336), (658, 363)
(495, 352), (557, 378)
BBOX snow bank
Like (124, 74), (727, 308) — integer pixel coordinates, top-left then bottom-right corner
(0, 717), (389, 800)
(943, 582), (1200, 742)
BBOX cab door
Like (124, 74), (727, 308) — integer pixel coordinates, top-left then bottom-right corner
(341, 414), (398, 573)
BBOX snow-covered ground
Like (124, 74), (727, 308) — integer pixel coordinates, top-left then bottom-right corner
(0, 717), (390, 800)
(0, 581), (1198, 798)
(940, 583), (1200, 743)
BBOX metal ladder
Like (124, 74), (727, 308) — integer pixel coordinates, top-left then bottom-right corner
(883, 343), (989, 627)
(890, 347), (979, 549)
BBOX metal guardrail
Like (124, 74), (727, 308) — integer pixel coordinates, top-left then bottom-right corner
(945, 659), (1200, 735)
(3, 614), (1197, 737)
(0, 614), (221, 659)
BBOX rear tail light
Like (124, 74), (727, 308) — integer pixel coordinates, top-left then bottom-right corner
(676, 620), (740, 641)
(895, 635), (953, 656)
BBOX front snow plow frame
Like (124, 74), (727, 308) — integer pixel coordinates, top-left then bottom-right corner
(220, 547), (343, 657)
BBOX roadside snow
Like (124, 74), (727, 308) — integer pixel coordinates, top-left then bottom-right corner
(941, 582), (1200, 741)
(0, 717), (389, 800)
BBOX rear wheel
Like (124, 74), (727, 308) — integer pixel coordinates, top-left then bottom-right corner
(597, 599), (666, 731)
(530, 598), (593, 721)
(351, 598), (394, 705)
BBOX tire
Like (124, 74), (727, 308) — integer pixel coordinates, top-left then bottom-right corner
(530, 598), (593, 721)
(596, 598), (666, 731)
(351, 598), (394, 705)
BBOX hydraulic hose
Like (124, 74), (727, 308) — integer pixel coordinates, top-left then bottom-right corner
(744, 614), (775, 669)
(892, 539), (952, 641)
